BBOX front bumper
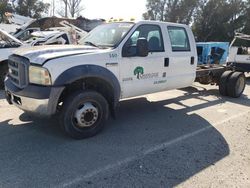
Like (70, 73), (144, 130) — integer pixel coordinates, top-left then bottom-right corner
(5, 77), (64, 116)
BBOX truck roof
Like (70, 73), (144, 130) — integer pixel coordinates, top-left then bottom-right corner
(196, 42), (229, 45)
(107, 20), (190, 28)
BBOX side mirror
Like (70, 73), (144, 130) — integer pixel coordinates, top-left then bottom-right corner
(136, 38), (149, 57)
(122, 37), (149, 57)
(122, 43), (137, 57)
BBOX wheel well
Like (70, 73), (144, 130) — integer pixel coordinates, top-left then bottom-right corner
(0, 60), (8, 68)
(58, 77), (116, 114)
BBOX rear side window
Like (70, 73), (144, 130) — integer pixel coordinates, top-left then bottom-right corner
(168, 26), (190, 52)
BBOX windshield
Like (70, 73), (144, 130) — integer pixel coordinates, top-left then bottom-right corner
(13, 19), (36, 36)
(80, 22), (134, 48)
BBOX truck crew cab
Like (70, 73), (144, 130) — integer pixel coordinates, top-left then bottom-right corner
(4, 21), (246, 139)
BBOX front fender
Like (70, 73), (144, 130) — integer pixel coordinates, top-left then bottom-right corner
(54, 64), (121, 112)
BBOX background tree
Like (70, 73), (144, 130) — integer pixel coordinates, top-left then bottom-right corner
(143, 0), (167, 21)
(14, 0), (50, 18)
(171, 0), (201, 24)
(143, 0), (200, 25)
(242, 0), (250, 34)
(58, 0), (84, 18)
(192, 0), (245, 41)
(144, 0), (250, 42)
(50, 0), (56, 17)
(68, 0), (83, 18)
(0, 0), (13, 22)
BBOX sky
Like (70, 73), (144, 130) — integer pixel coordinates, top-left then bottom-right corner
(48, 0), (147, 20)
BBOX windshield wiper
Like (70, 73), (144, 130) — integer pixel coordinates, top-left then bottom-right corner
(84, 41), (99, 48)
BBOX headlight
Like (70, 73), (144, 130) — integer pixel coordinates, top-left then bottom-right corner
(29, 66), (52, 86)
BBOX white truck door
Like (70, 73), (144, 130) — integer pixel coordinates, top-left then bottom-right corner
(119, 24), (167, 98)
(162, 25), (197, 89)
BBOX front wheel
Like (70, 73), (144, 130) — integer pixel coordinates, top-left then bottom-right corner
(60, 90), (109, 139)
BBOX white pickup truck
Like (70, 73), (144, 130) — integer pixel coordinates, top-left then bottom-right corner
(4, 21), (246, 139)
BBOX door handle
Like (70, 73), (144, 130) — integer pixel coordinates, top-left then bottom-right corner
(165, 58), (169, 67)
(191, 56), (195, 65)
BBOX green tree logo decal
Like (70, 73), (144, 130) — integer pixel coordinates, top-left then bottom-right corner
(134, 66), (144, 79)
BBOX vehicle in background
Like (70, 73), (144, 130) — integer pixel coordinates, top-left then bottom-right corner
(24, 30), (73, 46)
(24, 21), (87, 46)
(0, 23), (20, 34)
(4, 12), (34, 26)
(13, 27), (41, 41)
(50, 21), (88, 44)
(196, 42), (229, 65)
(3, 12), (36, 38)
(12, 16), (104, 41)
(227, 33), (250, 72)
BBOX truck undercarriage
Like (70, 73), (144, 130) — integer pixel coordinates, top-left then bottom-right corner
(196, 64), (246, 98)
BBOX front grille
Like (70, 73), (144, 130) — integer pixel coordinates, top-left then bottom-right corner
(8, 55), (29, 88)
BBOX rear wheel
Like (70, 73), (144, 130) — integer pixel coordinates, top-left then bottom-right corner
(60, 90), (109, 139)
(219, 71), (233, 96)
(227, 72), (246, 98)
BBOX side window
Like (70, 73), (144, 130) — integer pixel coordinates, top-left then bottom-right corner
(168, 26), (190, 52)
(61, 34), (70, 44)
(130, 31), (140, 45)
(125, 24), (164, 52)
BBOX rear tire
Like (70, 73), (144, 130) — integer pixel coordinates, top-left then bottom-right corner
(219, 71), (233, 96)
(60, 90), (109, 139)
(227, 72), (246, 98)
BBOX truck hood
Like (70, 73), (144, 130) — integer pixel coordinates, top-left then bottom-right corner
(13, 45), (106, 65)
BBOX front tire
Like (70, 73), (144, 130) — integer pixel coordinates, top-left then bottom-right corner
(60, 90), (109, 139)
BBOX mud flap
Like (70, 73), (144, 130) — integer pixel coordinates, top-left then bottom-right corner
(5, 90), (12, 105)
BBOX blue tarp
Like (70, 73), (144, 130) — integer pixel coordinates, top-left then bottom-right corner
(196, 42), (229, 65)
